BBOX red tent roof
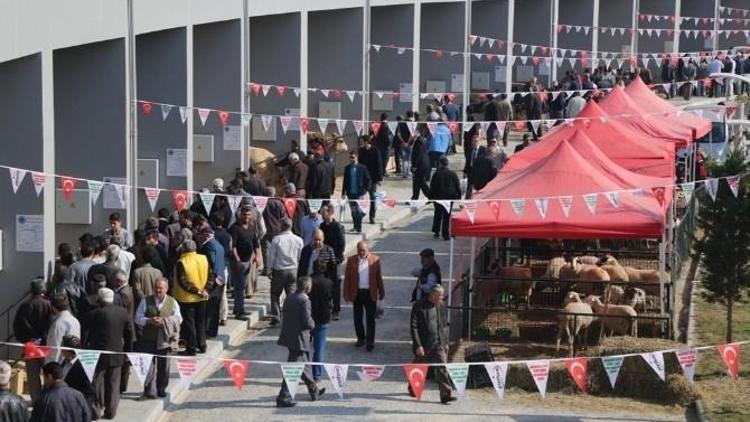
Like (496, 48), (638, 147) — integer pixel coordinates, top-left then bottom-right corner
(506, 101), (675, 178)
(451, 136), (667, 239)
(625, 76), (711, 139)
(598, 85), (694, 147)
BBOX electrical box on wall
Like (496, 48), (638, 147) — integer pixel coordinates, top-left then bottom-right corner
(56, 189), (92, 224)
(193, 134), (214, 162)
(252, 115), (277, 141)
(371, 94), (393, 111)
(425, 81), (446, 93)
(471, 72), (490, 90)
(319, 102), (341, 119)
(137, 159), (159, 188)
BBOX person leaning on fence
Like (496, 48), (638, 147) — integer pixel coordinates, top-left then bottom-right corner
(0, 360), (28, 422)
(408, 284), (455, 404)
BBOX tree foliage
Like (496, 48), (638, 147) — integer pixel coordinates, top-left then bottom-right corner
(696, 149), (750, 342)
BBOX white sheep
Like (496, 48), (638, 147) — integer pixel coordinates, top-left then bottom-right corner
(545, 256), (568, 280)
(555, 301), (594, 356)
(584, 295), (638, 337)
(603, 285), (626, 304)
(624, 287), (648, 313)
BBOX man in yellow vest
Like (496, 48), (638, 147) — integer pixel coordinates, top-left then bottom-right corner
(173, 240), (211, 356)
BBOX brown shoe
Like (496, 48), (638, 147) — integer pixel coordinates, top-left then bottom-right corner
(219, 320), (227, 326)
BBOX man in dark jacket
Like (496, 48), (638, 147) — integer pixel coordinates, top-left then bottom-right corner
(525, 89), (543, 140)
(306, 152), (336, 199)
(112, 271), (135, 395)
(429, 156), (461, 241)
(408, 284), (454, 404)
(12, 279), (52, 403)
(83, 288), (133, 419)
(243, 166), (267, 196)
(197, 225), (226, 337)
(261, 186), (286, 274)
(276, 277), (325, 407)
(371, 113), (391, 176)
(309, 261), (334, 381)
(60, 336), (100, 418)
(0, 360), (27, 422)
(342, 151), (372, 233)
(298, 230), (338, 282)
(31, 362), (92, 422)
(287, 153), (309, 198)
(463, 130), (480, 199)
(411, 125), (432, 200)
(357, 137), (383, 224)
(319, 204), (345, 319)
(469, 146), (497, 192)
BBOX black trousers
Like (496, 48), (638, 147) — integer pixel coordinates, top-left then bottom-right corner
(367, 188), (377, 221)
(180, 301), (207, 353)
(93, 363), (121, 418)
(138, 344), (170, 397)
(277, 349), (318, 404)
(333, 275), (342, 314)
(432, 202), (452, 240)
(348, 200), (364, 231)
(527, 121), (541, 141)
(409, 346), (453, 401)
(393, 145), (403, 173)
(412, 170), (431, 200)
(353, 289), (377, 346)
(206, 285), (223, 337)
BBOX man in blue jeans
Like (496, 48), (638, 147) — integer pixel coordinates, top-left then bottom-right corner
(228, 205), (262, 321)
(309, 260), (333, 381)
(341, 151), (372, 233)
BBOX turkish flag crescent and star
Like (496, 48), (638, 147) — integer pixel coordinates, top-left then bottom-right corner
(404, 364), (428, 400)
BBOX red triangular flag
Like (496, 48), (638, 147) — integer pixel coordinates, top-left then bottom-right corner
(250, 83), (261, 96)
(218, 111), (230, 126)
(24, 341), (51, 360)
(448, 122), (459, 134)
(275, 85), (286, 96)
(172, 190), (188, 212)
(404, 364), (428, 400)
(489, 200), (501, 221)
(718, 343), (741, 379)
(223, 360), (250, 391)
(565, 358), (588, 392)
(300, 118), (310, 135)
(283, 198), (297, 217)
(141, 101), (153, 116)
(370, 121), (382, 136)
(382, 198), (397, 208)
(61, 177), (76, 201)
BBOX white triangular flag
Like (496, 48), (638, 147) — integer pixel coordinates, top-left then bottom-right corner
(31, 172), (45, 196)
(161, 104), (172, 121)
(8, 168), (27, 194)
(446, 363), (469, 397)
(227, 195), (242, 216)
(127, 353), (154, 387)
(372, 44), (381, 52)
(241, 113), (252, 126)
(252, 196), (267, 213)
(144, 188), (160, 212)
(676, 348), (698, 383)
(530, 120), (541, 133)
(726, 175), (740, 198)
(582, 193), (597, 214)
(434, 200), (452, 213)
(281, 363), (305, 400)
(510, 198), (525, 216)
(427, 123), (437, 136)
(179, 106), (188, 123)
(336, 119), (347, 135)
(279, 116), (292, 134)
(261, 115), (274, 132)
(115, 184), (128, 208)
(558, 196), (573, 218)
(705, 178), (718, 201)
(534, 198), (549, 219)
(320, 89), (330, 98)
(261, 84), (271, 96)
(484, 362), (508, 400)
(176, 357), (199, 389)
(356, 365), (385, 382)
(293, 88), (301, 97)
(324, 364), (348, 399)
(198, 108), (210, 126)
(387, 121), (398, 136)
(356, 199), (370, 215)
(353, 120), (364, 136)
(307, 199), (323, 212)
(346, 90), (356, 102)
(375, 91), (384, 100)
(76, 350), (101, 383)
(604, 191), (620, 208)
(601, 355), (624, 388)
(406, 121), (417, 135)
(526, 360), (550, 398)
(463, 201), (477, 224)
(318, 118), (329, 133)
(87, 180), (104, 205)
(200, 192), (215, 215)
(641, 352), (665, 381)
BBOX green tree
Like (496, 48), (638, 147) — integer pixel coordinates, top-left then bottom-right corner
(697, 149), (750, 342)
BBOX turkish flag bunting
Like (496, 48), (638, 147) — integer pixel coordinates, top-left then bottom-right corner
(250, 83), (261, 96)
(218, 111), (230, 126)
(24, 342), (51, 360)
(448, 122), (459, 134)
(370, 121), (382, 136)
(223, 360), (250, 391)
(283, 198), (297, 218)
(404, 364), (428, 401)
(142, 102), (153, 116)
(565, 358), (588, 392)
(61, 177), (76, 201)
(718, 343), (741, 379)
(172, 190), (188, 212)
(276, 85), (286, 96)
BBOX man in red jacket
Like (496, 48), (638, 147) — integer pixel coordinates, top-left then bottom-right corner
(343, 242), (384, 352)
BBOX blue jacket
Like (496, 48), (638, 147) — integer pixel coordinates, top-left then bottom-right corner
(429, 124), (451, 153)
(199, 238), (226, 282)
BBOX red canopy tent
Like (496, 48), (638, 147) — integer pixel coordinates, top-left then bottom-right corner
(598, 85), (695, 148)
(451, 138), (667, 239)
(505, 101), (675, 178)
(625, 76), (712, 139)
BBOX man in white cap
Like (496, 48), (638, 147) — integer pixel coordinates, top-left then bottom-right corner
(0, 360), (27, 421)
(82, 287), (133, 419)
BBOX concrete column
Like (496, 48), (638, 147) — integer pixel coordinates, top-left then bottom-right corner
(551, 0), (559, 83)
(241, 0), (249, 169)
(126, 0), (137, 225)
(592, 0), (599, 68)
(363, 0), (371, 123)
(631, 0), (639, 64)
(300, 10), (308, 151)
(41, 50), (56, 276)
(713, 0), (719, 52)
(673, 0), (681, 54)
(186, 23), (194, 191)
(462, 0), (471, 120)
(412, 0), (421, 111)
(506, 0), (515, 95)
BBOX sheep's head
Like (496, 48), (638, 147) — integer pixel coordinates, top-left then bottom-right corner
(597, 254), (619, 266)
(563, 291), (582, 306)
(582, 295), (601, 306)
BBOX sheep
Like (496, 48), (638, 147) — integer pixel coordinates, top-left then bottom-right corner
(570, 258), (611, 296)
(555, 301), (594, 356)
(623, 267), (671, 295)
(575, 255), (601, 266)
(600, 265), (630, 283)
(478, 266), (536, 308)
(544, 256), (568, 280)
(624, 287), (648, 313)
(583, 295), (638, 337)
(603, 285), (626, 304)
(562, 291), (584, 306)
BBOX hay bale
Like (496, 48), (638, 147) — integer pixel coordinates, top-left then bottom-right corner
(664, 374), (701, 406)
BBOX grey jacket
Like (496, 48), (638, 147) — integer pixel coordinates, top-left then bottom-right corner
(157, 315), (181, 351)
(277, 291), (314, 352)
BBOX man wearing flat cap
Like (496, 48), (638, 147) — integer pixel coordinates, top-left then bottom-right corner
(12, 279), (52, 403)
(410, 248), (442, 303)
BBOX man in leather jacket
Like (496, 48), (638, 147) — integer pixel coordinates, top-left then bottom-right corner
(0, 360), (28, 422)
